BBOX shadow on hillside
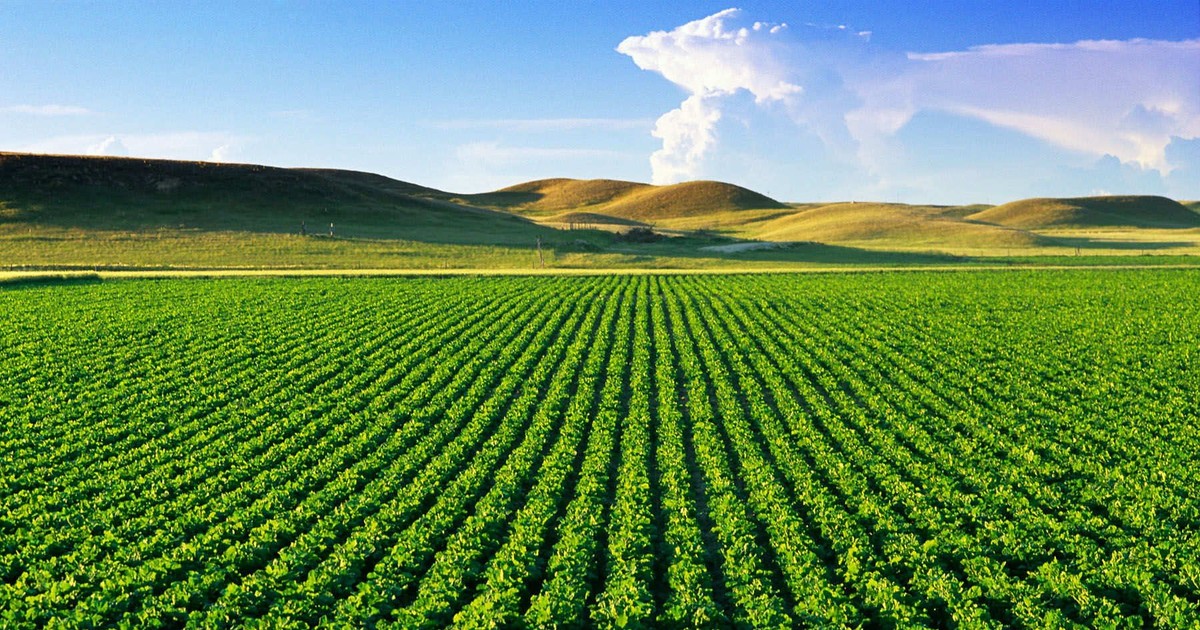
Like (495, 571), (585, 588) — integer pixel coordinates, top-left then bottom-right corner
(0, 153), (571, 246)
(0, 157), (958, 263)
(1045, 235), (1193, 250)
(0, 194), (569, 247)
(457, 190), (543, 208)
(584, 238), (968, 266)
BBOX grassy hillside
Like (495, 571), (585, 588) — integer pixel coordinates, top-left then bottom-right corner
(0, 152), (546, 244)
(0, 153), (600, 270)
(3, 152), (1198, 270)
(968, 195), (1200, 229)
(1, 154), (956, 270)
(600, 180), (786, 220)
(467, 177), (786, 221)
(467, 178), (648, 212)
(753, 202), (1044, 248)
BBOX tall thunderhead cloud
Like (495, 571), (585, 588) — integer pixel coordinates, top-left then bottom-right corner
(616, 9), (806, 184)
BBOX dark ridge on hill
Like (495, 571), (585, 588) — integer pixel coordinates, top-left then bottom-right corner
(0, 152), (448, 205)
(968, 195), (1200, 229)
(545, 211), (648, 227)
(0, 153), (542, 242)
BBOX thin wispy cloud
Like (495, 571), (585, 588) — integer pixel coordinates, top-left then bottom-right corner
(19, 131), (249, 163)
(456, 141), (624, 167)
(433, 118), (655, 132)
(272, 109), (319, 121)
(1, 104), (93, 116)
(442, 140), (640, 193)
(889, 39), (1200, 173)
(619, 9), (1200, 186)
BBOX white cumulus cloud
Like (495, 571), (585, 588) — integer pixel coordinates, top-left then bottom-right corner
(617, 8), (805, 183)
(617, 9), (803, 102)
(87, 136), (129, 156)
(647, 95), (722, 184)
(620, 9), (1200, 186)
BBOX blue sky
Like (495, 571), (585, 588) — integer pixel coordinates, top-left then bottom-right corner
(2, 1), (1197, 203)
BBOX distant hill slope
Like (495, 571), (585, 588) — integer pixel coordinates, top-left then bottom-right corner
(968, 195), (1200, 229)
(474, 178), (649, 211)
(0, 153), (543, 244)
(468, 177), (786, 221)
(296, 167), (453, 199)
(754, 202), (1044, 248)
(6, 153), (1198, 269)
(603, 180), (787, 220)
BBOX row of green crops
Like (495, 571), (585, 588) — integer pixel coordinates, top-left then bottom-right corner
(1, 270), (1198, 627)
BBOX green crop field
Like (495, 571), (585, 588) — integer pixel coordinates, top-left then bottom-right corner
(2, 270), (1198, 627)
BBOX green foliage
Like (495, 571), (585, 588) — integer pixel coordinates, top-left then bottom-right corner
(1, 270), (1198, 627)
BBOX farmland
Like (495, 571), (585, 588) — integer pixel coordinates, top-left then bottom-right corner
(2, 270), (1199, 627)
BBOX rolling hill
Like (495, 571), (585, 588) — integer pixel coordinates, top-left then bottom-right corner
(752, 202), (1045, 249)
(0, 152), (541, 244)
(466, 177), (787, 221)
(465, 178), (647, 212)
(968, 195), (1200, 229)
(0, 155), (787, 240)
(3, 152), (1198, 271)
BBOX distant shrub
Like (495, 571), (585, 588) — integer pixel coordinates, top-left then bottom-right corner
(616, 227), (664, 243)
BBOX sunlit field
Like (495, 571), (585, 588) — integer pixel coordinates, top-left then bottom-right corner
(3, 270), (1197, 627)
